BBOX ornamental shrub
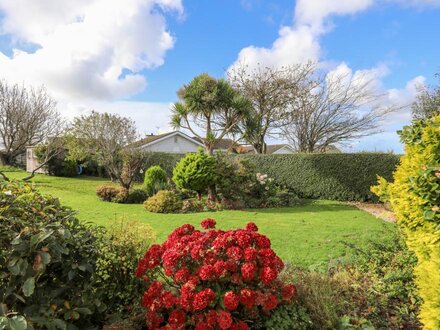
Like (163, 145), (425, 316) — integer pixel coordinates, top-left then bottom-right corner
(135, 219), (297, 329)
(172, 149), (216, 199)
(125, 188), (149, 204)
(93, 220), (156, 317)
(143, 190), (183, 213)
(371, 116), (440, 329)
(144, 165), (168, 195)
(96, 185), (120, 202)
(0, 180), (104, 329)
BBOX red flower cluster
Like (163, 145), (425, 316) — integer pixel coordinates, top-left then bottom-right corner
(135, 219), (297, 329)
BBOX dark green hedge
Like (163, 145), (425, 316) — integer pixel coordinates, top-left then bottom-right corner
(238, 153), (400, 201)
(139, 152), (185, 180)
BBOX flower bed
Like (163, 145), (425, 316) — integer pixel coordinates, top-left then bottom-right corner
(135, 219), (296, 329)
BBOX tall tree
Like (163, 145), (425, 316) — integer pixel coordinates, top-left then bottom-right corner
(228, 62), (314, 153)
(171, 73), (251, 155)
(67, 111), (144, 190)
(0, 80), (62, 165)
(282, 68), (395, 153)
(411, 73), (440, 119)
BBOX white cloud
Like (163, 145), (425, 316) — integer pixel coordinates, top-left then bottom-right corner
(0, 0), (182, 100)
(60, 99), (175, 136)
(230, 0), (374, 71)
(385, 0), (440, 8)
(294, 0), (373, 32)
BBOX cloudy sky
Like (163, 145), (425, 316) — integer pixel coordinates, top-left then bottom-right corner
(0, 0), (439, 152)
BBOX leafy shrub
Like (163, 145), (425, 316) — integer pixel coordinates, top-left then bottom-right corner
(265, 303), (313, 330)
(33, 144), (79, 178)
(96, 185), (120, 202)
(180, 197), (227, 213)
(143, 190), (182, 213)
(181, 198), (206, 213)
(371, 116), (440, 329)
(370, 175), (391, 204)
(214, 153), (255, 201)
(239, 153), (400, 201)
(93, 220), (156, 317)
(113, 187), (129, 204)
(125, 188), (149, 204)
(135, 219), (297, 329)
(267, 188), (300, 208)
(282, 227), (421, 330)
(0, 180), (103, 329)
(172, 149), (216, 199)
(344, 228), (421, 329)
(143, 165), (168, 195)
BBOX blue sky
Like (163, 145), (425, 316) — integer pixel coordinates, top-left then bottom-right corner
(0, 0), (439, 152)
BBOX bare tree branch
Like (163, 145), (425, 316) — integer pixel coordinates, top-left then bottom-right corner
(282, 68), (397, 152)
(0, 80), (62, 165)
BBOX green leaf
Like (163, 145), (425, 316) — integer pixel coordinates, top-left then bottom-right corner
(74, 308), (92, 315)
(8, 316), (27, 330)
(38, 252), (51, 265)
(22, 277), (35, 297)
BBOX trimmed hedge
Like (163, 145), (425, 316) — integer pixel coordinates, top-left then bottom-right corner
(138, 152), (399, 201)
(239, 153), (400, 201)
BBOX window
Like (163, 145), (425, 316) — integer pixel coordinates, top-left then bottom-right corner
(27, 150), (32, 159)
(174, 136), (178, 143)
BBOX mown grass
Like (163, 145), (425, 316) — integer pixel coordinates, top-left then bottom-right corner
(2, 169), (395, 268)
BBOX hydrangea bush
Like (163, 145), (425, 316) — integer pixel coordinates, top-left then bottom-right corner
(135, 219), (296, 329)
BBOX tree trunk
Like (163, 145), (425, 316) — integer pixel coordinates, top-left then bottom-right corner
(207, 185), (217, 202)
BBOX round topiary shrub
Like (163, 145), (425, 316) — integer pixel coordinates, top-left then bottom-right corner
(172, 149), (216, 199)
(135, 219), (297, 329)
(143, 190), (183, 213)
(0, 180), (103, 329)
(143, 165), (168, 196)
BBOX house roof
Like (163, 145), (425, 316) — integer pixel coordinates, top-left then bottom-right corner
(133, 131), (205, 149)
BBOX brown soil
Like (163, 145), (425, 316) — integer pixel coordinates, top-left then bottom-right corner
(349, 202), (396, 223)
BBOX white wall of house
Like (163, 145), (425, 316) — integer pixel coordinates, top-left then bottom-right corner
(273, 146), (295, 154)
(141, 135), (201, 153)
(26, 147), (47, 173)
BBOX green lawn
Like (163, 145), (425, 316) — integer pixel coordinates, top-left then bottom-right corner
(2, 169), (395, 268)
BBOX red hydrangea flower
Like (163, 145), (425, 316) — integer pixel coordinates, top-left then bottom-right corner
(226, 246), (243, 261)
(193, 288), (216, 311)
(231, 321), (249, 330)
(263, 293), (279, 311)
(199, 265), (215, 281)
(175, 267), (190, 283)
(239, 288), (256, 309)
(260, 266), (278, 285)
(282, 284), (297, 301)
(256, 235), (271, 248)
(241, 262), (257, 281)
(201, 218), (216, 229)
(206, 309), (217, 326)
(168, 309), (186, 327)
(243, 247), (258, 262)
(245, 222), (258, 232)
(223, 291), (239, 311)
(195, 322), (214, 330)
(217, 311), (233, 330)
(136, 220), (295, 329)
